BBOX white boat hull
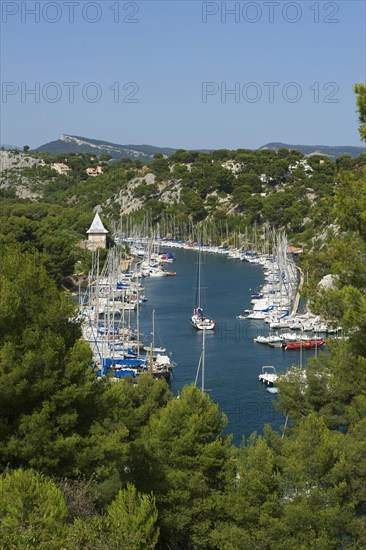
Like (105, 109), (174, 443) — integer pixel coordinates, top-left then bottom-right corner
(191, 314), (215, 330)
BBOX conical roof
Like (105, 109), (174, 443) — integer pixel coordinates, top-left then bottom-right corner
(86, 213), (108, 234)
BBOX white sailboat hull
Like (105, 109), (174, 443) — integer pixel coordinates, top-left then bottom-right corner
(191, 314), (215, 330)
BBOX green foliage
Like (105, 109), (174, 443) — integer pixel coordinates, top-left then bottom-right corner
(0, 246), (102, 476)
(0, 468), (68, 549)
(266, 415), (354, 549)
(66, 516), (106, 549)
(355, 83), (366, 141)
(66, 484), (159, 549)
(170, 149), (209, 164)
(235, 172), (263, 192)
(150, 156), (170, 181)
(0, 469), (159, 550)
(144, 198), (165, 221)
(0, 202), (90, 286)
(336, 166), (366, 237)
(106, 484), (159, 548)
(181, 188), (206, 221)
(134, 182), (158, 198)
(138, 384), (231, 547)
(210, 435), (280, 548)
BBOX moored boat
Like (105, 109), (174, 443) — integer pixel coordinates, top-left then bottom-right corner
(283, 339), (325, 350)
(258, 365), (278, 385)
(191, 307), (216, 330)
(191, 248), (215, 331)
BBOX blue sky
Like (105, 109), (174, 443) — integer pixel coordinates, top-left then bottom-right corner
(1, 0), (365, 149)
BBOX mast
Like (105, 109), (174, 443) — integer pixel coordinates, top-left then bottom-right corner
(152, 309), (155, 353)
(122, 288), (126, 354)
(299, 326), (303, 369)
(198, 247), (201, 309)
(148, 342), (153, 374)
(193, 246), (201, 310)
(136, 269), (140, 357)
(194, 327), (206, 393)
(201, 328), (206, 394)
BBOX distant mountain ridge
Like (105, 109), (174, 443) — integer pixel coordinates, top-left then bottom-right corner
(33, 134), (365, 160)
(1, 144), (21, 150)
(34, 134), (177, 162)
(260, 142), (365, 159)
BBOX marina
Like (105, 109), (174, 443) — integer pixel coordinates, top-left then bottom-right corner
(135, 245), (325, 443)
(78, 227), (336, 443)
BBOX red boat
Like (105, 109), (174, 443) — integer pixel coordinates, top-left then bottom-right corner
(283, 340), (325, 350)
(166, 272), (177, 277)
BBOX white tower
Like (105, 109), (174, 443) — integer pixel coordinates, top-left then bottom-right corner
(86, 213), (108, 250)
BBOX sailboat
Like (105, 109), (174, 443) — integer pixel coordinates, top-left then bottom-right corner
(190, 249), (215, 330)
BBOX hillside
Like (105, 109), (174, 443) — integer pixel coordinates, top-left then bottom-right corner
(32, 134), (365, 161)
(0, 150), (47, 199)
(260, 142), (365, 159)
(2, 146), (365, 248)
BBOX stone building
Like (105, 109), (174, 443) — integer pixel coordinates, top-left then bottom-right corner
(86, 213), (108, 250)
(86, 166), (103, 177)
(51, 163), (71, 175)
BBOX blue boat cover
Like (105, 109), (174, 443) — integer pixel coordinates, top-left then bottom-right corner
(112, 369), (136, 378)
(105, 358), (147, 369)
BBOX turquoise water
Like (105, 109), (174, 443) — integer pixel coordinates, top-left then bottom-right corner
(139, 248), (313, 445)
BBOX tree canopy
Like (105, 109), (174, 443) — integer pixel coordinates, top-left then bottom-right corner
(1, 85), (366, 547)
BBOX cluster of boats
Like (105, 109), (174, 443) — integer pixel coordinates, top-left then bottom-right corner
(139, 253), (176, 278)
(239, 239), (298, 323)
(119, 234), (335, 344)
(121, 236), (252, 257)
(231, 239), (339, 351)
(254, 332), (326, 350)
(79, 248), (176, 381)
(104, 231), (338, 398)
(133, 249), (176, 278)
(121, 236), (217, 331)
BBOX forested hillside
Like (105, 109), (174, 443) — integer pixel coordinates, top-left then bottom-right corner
(3, 135), (366, 250)
(1, 85), (366, 548)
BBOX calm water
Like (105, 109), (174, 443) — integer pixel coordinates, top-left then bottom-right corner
(139, 248), (313, 445)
